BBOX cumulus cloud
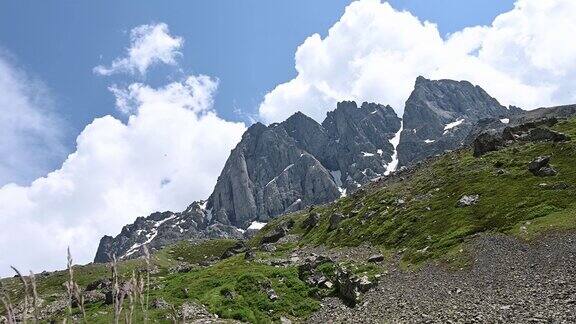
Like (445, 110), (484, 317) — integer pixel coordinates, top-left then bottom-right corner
(259, 0), (576, 123)
(0, 74), (246, 276)
(0, 54), (66, 185)
(94, 23), (183, 76)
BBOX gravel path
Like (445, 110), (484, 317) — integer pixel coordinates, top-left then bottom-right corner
(307, 232), (576, 323)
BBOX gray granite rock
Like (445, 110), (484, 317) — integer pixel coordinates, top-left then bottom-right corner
(397, 76), (511, 166)
(93, 200), (243, 263)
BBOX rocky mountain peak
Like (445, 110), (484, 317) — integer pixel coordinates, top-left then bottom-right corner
(397, 77), (511, 166)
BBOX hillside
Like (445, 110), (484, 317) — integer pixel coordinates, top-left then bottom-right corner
(2, 116), (575, 323)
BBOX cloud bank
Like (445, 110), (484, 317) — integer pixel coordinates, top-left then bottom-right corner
(0, 25), (245, 276)
(94, 23), (183, 76)
(0, 54), (65, 185)
(259, 0), (576, 123)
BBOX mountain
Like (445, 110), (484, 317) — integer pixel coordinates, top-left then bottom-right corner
(207, 101), (401, 228)
(8, 114), (576, 323)
(397, 76), (514, 166)
(95, 77), (572, 263)
(93, 201), (243, 262)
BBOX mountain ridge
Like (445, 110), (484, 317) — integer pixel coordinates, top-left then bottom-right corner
(94, 76), (576, 262)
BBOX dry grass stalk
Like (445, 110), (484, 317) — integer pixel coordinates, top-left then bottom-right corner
(65, 248), (86, 320)
(28, 271), (39, 322)
(111, 254), (124, 324)
(0, 281), (16, 324)
(10, 266), (29, 324)
(143, 245), (151, 323)
(170, 304), (179, 324)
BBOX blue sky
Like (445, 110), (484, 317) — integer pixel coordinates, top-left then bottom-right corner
(1, 0), (513, 168)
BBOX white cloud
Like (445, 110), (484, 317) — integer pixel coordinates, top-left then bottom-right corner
(93, 23), (183, 76)
(0, 74), (246, 276)
(259, 0), (576, 123)
(0, 54), (66, 185)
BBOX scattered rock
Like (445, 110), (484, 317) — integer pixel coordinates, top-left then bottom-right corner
(266, 288), (279, 301)
(302, 212), (320, 230)
(457, 194), (479, 207)
(528, 156), (557, 177)
(244, 249), (256, 261)
(221, 241), (248, 259)
(86, 278), (111, 291)
(260, 220), (294, 244)
(335, 268), (376, 306)
(82, 291), (106, 304)
(527, 128), (570, 142)
(280, 316), (293, 324)
(260, 243), (277, 252)
(328, 213), (344, 231)
(367, 254), (384, 263)
(473, 129), (504, 157)
(151, 298), (171, 310)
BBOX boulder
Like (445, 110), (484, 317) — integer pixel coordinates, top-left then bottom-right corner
(335, 268), (376, 306)
(328, 213), (344, 231)
(260, 227), (287, 244)
(302, 212), (320, 230)
(527, 128), (570, 142)
(473, 129), (504, 157)
(457, 195), (479, 207)
(260, 220), (294, 244)
(244, 249), (256, 261)
(179, 302), (213, 320)
(221, 241), (248, 259)
(297, 254), (334, 281)
(77, 290), (105, 306)
(151, 298), (171, 310)
(86, 278), (111, 291)
(528, 156), (557, 177)
(537, 166), (558, 177)
(260, 244), (277, 252)
(367, 254), (385, 263)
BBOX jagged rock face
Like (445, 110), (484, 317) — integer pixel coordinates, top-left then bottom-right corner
(93, 201), (243, 263)
(208, 102), (401, 227)
(397, 76), (511, 166)
(322, 102), (402, 188)
(207, 117), (341, 228)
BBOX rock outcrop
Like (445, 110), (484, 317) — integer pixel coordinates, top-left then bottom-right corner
(93, 201), (243, 262)
(397, 76), (512, 166)
(207, 102), (401, 227)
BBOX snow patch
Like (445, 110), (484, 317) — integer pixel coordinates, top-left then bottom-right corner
(385, 120), (403, 176)
(330, 170), (347, 197)
(500, 118), (510, 124)
(443, 119), (464, 134)
(376, 149), (383, 155)
(361, 151), (375, 157)
(247, 221), (267, 230)
(424, 139), (435, 143)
